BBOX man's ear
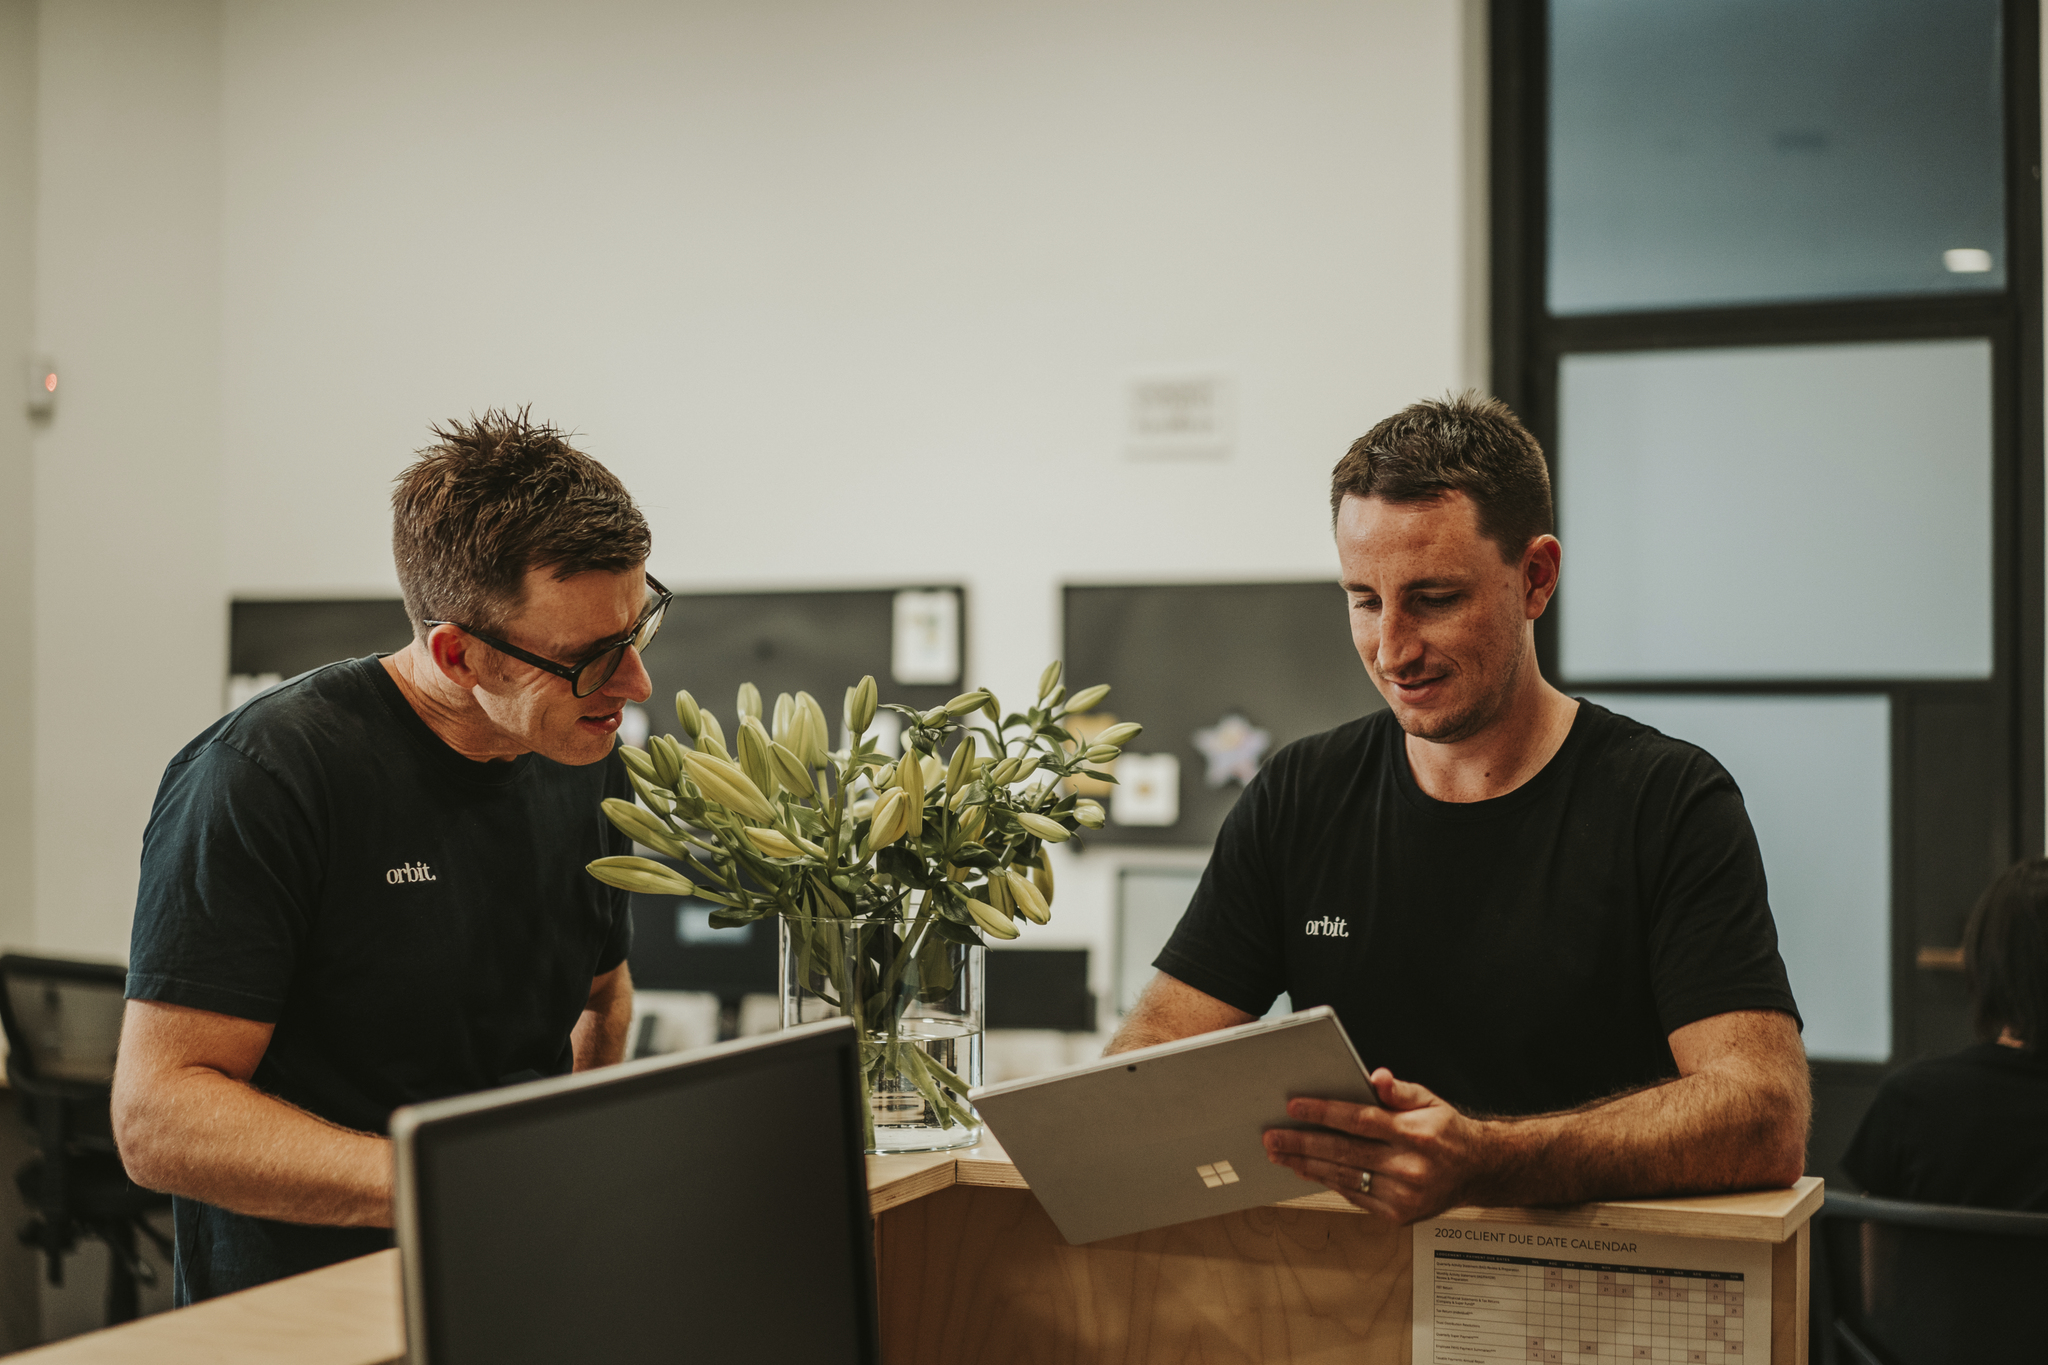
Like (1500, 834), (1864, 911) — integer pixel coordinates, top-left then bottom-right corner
(426, 624), (487, 691)
(1522, 535), (1562, 620)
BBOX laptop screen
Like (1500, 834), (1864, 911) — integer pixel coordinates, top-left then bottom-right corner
(395, 1020), (878, 1365)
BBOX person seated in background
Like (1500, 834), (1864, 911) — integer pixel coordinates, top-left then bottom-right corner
(1842, 858), (2048, 1210)
(1109, 392), (1811, 1225)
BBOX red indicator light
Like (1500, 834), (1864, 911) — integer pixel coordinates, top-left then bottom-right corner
(43, 373), (55, 393)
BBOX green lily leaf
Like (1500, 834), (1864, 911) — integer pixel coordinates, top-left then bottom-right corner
(925, 916), (983, 947)
(946, 844), (998, 869)
(876, 846), (939, 888)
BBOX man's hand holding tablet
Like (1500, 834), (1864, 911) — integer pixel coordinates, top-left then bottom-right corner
(1258, 1008), (1810, 1223)
(1263, 1068), (1492, 1223)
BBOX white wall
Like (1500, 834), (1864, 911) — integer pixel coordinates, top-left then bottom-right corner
(23, 0), (1477, 966)
(0, 0), (36, 956)
(213, 0), (1475, 992)
(30, 0), (222, 959)
(218, 1), (1474, 623)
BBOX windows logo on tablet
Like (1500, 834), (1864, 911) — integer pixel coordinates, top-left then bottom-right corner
(1197, 1161), (1240, 1189)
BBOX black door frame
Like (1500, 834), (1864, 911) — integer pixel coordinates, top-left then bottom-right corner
(1487, 0), (2044, 1160)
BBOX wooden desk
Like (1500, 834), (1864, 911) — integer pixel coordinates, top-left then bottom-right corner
(12, 1143), (1821, 1364)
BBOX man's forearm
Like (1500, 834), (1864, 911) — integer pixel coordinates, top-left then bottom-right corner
(1105, 1009), (1183, 1055)
(116, 1068), (392, 1227)
(573, 977), (633, 1070)
(1468, 1064), (1807, 1208)
(1105, 971), (1255, 1055)
(1266, 1010), (1808, 1222)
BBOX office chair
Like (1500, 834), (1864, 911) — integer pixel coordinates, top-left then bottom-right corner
(0, 954), (170, 1326)
(1816, 1190), (2048, 1365)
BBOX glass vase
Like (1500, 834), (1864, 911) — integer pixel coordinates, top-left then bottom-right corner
(780, 914), (984, 1153)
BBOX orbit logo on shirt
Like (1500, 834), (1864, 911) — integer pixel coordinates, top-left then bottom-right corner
(1304, 915), (1349, 938)
(386, 861), (437, 885)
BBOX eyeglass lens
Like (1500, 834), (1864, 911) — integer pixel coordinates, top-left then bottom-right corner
(572, 596), (667, 698)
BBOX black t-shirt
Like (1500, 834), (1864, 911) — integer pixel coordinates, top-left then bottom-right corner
(128, 657), (633, 1301)
(1841, 1043), (2048, 1210)
(1157, 701), (1800, 1117)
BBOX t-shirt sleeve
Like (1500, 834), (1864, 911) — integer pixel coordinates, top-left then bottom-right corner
(1643, 755), (1803, 1036)
(592, 757), (634, 976)
(1152, 762), (1287, 1017)
(595, 900), (633, 976)
(127, 741), (323, 1024)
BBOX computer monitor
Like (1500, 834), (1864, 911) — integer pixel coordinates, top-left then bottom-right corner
(392, 1019), (879, 1365)
(625, 876), (779, 1002)
(984, 948), (1096, 1032)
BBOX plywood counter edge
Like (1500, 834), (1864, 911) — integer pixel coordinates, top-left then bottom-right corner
(881, 1145), (1823, 1242)
(10, 1154), (1821, 1365)
(9, 1244), (406, 1365)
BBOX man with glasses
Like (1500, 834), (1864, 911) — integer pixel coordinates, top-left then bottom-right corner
(112, 411), (664, 1302)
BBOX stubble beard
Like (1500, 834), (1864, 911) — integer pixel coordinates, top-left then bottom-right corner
(548, 712), (619, 766)
(1389, 639), (1525, 747)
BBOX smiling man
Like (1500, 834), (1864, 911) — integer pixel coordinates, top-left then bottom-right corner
(1109, 393), (1810, 1223)
(113, 412), (661, 1301)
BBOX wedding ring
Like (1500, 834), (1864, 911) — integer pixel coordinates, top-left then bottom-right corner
(1358, 1169), (1373, 1195)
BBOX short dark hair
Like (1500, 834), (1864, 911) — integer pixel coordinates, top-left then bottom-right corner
(1329, 392), (1553, 562)
(392, 408), (652, 640)
(1964, 858), (2048, 1049)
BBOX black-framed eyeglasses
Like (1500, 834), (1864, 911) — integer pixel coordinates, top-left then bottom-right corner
(425, 574), (671, 699)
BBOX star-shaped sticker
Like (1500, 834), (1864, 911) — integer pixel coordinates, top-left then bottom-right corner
(1192, 713), (1271, 788)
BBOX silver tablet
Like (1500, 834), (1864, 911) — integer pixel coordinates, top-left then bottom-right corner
(970, 1006), (1376, 1244)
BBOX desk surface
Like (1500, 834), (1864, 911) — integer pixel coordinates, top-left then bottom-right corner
(12, 1138), (1823, 1365)
(880, 1142), (1825, 1244)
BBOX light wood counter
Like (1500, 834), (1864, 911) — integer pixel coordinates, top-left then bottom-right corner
(873, 1143), (1818, 1365)
(12, 1140), (1821, 1364)
(9, 1247), (403, 1365)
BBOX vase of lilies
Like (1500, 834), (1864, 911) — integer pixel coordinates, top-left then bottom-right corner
(586, 662), (1139, 1153)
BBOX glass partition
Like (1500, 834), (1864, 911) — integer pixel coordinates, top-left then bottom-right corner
(1550, 0), (2004, 314)
(1584, 693), (1891, 1062)
(1559, 338), (1994, 681)
(1115, 867), (1203, 1016)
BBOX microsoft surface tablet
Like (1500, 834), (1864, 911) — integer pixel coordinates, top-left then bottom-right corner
(393, 1019), (879, 1365)
(970, 1006), (1374, 1244)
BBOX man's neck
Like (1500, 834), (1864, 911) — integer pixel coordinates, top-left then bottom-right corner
(1403, 670), (1579, 804)
(381, 646), (528, 763)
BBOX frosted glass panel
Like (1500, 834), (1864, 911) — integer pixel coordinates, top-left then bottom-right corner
(1550, 0), (2004, 313)
(1584, 694), (1890, 1063)
(1117, 867), (1202, 1015)
(1560, 339), (1992, 681)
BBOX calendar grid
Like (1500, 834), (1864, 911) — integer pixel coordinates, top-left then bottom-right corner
(1429, 1249), (1747, 1363)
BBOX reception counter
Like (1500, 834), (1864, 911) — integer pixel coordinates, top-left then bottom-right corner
(14, 1141), (1822, 1364)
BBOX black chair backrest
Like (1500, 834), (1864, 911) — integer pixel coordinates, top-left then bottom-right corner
(0, 955), (128, 1094)
(1818, 1191), (2048, 1365)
